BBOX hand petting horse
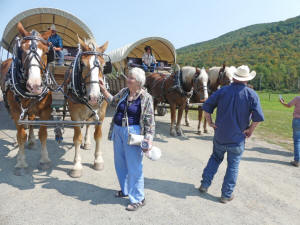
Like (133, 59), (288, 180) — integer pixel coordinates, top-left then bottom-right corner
(0, 22), (52, 175)
(64, 37), (109, 178)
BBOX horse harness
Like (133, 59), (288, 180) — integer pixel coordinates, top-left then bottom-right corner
(3, 33), (52, 119)
(150, 68), (200, 103)
(217, 65), (227, 86)
(65, 48), (109, 121)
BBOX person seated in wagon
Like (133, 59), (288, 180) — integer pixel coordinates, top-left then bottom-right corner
(48, 24), (64, 66)
(142, 46), (156, 72)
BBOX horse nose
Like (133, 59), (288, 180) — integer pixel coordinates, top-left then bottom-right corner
(26, 82), (33, 91)
(88, 95), (98, 105)
(26, 82), (41, 94)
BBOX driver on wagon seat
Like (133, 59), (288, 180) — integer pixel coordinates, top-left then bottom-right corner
(48, 24), (64, 66)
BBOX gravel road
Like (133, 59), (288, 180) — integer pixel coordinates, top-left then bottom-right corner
(0, 101), (299, 225)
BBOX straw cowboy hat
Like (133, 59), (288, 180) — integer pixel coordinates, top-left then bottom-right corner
(232, 65), (256, 81)
(50, 24), (56, 31)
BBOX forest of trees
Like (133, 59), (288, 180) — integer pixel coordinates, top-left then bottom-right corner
(176, 16), (300, 91)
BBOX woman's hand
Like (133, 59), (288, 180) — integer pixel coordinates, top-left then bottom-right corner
(99, 78), (106, 91)
(141, 139), (152, 153)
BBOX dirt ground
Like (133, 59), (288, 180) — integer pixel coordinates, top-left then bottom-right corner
(0, 98), (300, 225)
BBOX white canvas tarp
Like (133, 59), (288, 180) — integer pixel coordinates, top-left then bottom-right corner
(1, 7), (95, 51)
(108, 37), (176, 65)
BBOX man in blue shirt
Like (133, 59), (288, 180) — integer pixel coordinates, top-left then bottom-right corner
(199, 65), (264, 203)
(48, 24), (64, 65)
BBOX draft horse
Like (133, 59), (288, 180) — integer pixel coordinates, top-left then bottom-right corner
(64, 37), (109, 178)
(188, 64), (237, 134)
(184, 67), (209, 134)
(0, 22), (53, 175)
(146, 65), (201, 136)
(207, 64), (237, 93)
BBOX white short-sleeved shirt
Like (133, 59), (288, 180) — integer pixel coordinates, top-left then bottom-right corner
(142, 53), (156, 66)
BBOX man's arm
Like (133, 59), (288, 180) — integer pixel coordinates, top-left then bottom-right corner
(244, 121), (260, 138)
(54, 36), (63, 51)
(204, 112), (217, 129)
(245, 93), (264, 138)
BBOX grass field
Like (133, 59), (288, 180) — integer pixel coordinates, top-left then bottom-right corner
(255, 91), (298, 150)
(188, 91), (299, 151)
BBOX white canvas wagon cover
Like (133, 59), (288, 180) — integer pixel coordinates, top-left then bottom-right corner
(1, 7), (95, 51)
(108, 37), (176, 65)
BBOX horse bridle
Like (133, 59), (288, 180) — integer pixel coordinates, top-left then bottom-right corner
(70, 48), (110, 120)
(16, 33), (49, 82)
(192, 70), (208, 99)
(218, 68), (231, 86)
(10, 34), (50, 100)
(81, 51), (105, 86)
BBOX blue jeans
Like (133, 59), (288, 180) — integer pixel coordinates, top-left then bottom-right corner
(112, 124), (144, 203)
(293, 118), (300, 162)
(201, 140), (244, 198)
(142, 63), (156, 72)
(55, 50), (64, 65)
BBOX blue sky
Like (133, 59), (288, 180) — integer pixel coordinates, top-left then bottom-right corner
(1, 0), (300, 52)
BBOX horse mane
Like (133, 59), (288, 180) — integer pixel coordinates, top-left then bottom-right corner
(83, 38), (98, 51)
(199, 67), (208, 82)
(225, 66), (237, 78)
(208, 66), (221, 84)
(181, 66), (196, 83)
(30, 30), (40, 37)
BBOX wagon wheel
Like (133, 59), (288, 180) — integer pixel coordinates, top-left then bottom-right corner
(157, 105), (167, 116)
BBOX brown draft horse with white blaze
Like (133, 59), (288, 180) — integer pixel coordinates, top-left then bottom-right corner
(184, 67), (209, 134)
(65, 37), (109, 178)
(0, 22), (52, 175)
(207, 65), (237, 93)
(145, 65), (200, 136)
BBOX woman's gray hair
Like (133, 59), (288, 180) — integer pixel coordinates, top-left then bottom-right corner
(129, 67), (146, 87)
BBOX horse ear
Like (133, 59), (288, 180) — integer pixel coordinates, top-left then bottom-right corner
(17, 22), (30, 37)
(97, 41), (108, 53)
(41, 30), (52, 41)
(77, 35), (89, 51)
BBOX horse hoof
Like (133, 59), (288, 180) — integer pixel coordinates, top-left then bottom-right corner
(185, 123), (190, 127)
(197, 131), (201, 135)
(93, 162), (104, 171)
(14, 167), (29, 176)
(176, 130), (184, 136)
(170, 131), (177, 136)
(204, 130), (208, 134)
(38, 162), (51, 171)
(26, 142), (36, 150)
(69, 169), (82, 178)
(82, 144), (91, 150)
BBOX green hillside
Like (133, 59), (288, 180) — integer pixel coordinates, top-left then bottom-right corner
(177, 16), (300, 90)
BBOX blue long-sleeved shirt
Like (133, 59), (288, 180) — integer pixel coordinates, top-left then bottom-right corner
(48, 34), (63, 48)
(203, 83), (264, 146)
